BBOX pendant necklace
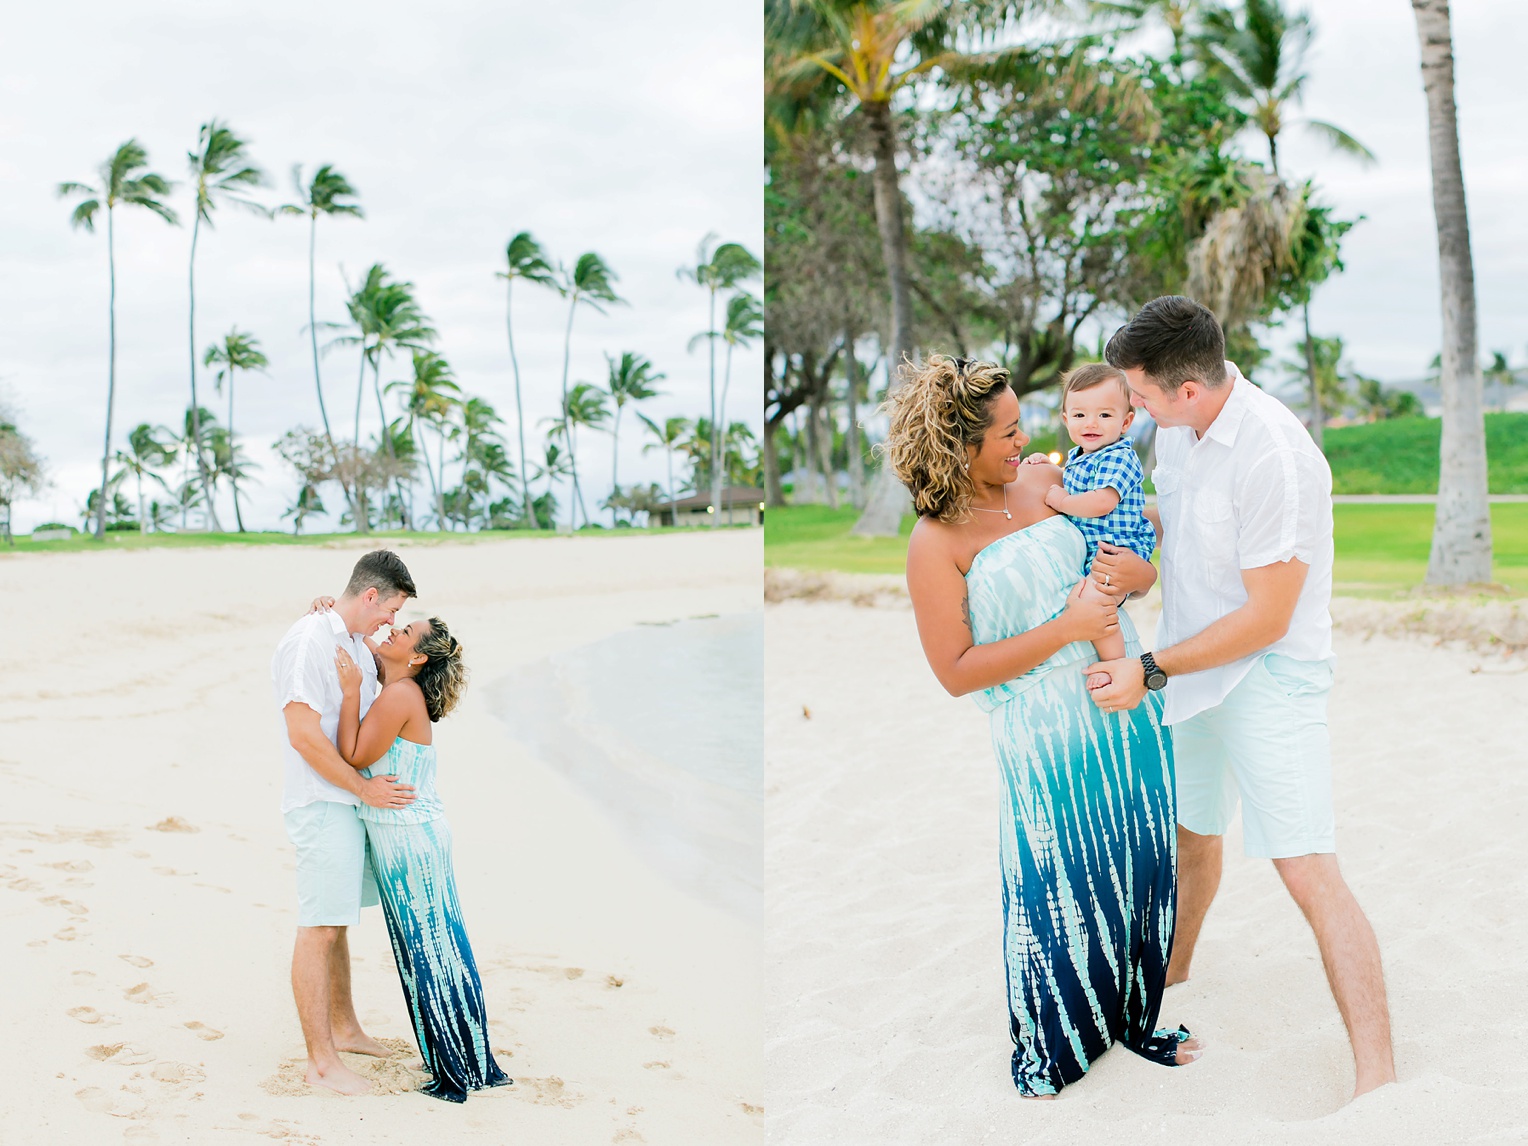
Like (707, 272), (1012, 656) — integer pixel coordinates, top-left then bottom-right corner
(971, 482), (1011, 520)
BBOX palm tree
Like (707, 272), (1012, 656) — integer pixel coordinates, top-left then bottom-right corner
(717, 292), (763, 523)
(203, 328), (268, 531)
(1411, 0), (1491, 585)
(679, 237), (760, 527)
(640, 413), (691, 527)
(532, 441), (573, 526)
(386, 350), (461, 530)
(544, 382), (610, 529)
(58, 140), (178, 540)
(456, 397), (505, 528)
(114, 422), (176, 532)
(1090, 0), (1199, 60)
(186, 120), (267, 530)
(280, 165), (362, 495)
(556, 253), (624, 524)
(173, 405), (220, 529)
(498, 232), (558, 526)
(603, 352), (666, 524)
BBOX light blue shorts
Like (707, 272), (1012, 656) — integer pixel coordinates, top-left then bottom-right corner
(283, 800), (380, 927)
(1172, 653), (1337, 859)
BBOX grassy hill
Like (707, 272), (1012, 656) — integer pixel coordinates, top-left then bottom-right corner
(1325, 412), (1528, 494)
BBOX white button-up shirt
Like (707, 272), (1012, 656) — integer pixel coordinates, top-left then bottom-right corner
(271, 610), (379, 813)
(1153, 365), (1334, 725)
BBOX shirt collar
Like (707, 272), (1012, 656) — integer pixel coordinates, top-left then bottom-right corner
(1200, 361), (1251, 448)
(323, 610), (351, 640)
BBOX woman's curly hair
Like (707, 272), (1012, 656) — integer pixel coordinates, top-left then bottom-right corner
(412, 617), (468, 722)
(879, 354), (1013, 523)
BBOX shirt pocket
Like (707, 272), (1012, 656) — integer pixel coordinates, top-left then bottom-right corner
(1189, 489), (1239, 565)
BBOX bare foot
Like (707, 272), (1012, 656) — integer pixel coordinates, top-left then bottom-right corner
(1176, 1037), (1205, 1065)
(1020, 1093), (1058, 1102)
(333, 1032), (394, 1058)
(1164, 970), (1190, 987)
(1086, 672), (1112, 691)
(305, 1061), (373, 1095)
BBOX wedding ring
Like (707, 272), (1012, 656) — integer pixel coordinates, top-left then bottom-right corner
(1103, 574), (1111, 586)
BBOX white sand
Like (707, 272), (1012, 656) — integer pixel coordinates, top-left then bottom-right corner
(0, 531), (762, 1144)
(765, 594), (1528, 1144)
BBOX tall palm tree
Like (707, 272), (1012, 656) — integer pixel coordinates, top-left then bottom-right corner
(455, 397), (505, 524)
(386, 350), (461, 530)
(58, 140), (178, 540)
(186, 121), (267, 530)
(203, 328), (268, 531)
(544, 383), (610, 529)
(280, 165), (362, 491)
(497, 232), (558, 526)
(679, 237), (760, 527)
(717, 292), (763, 523)
(639, 413), (691, 527)
(532, 441), (573, 519)
(115, 423), (176, 533)
(1411, 0), (1491, 585)
(603, 352), (666, 524)
(556, 253), (624, 524)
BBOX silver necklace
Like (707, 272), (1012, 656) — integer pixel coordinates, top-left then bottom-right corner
(970, 482), (1011, 520)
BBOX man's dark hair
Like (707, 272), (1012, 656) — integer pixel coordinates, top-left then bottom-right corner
(343, 550), (417, 601)
(1105, 296), (1228, 393)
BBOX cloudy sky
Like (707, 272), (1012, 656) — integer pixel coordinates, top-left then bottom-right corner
(1, 0), (761, 532)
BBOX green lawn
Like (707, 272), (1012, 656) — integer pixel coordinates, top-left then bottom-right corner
(1324, 413), (1528, 494)
(765, 502), (1528, 596)
(1, 524), (734, 557)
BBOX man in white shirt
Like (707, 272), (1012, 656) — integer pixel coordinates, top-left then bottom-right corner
(1086, 296), (1396, 1099)
(271, 549), (419, 1095)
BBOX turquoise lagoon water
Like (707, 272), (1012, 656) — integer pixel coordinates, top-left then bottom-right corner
(486, 612), (763, 921)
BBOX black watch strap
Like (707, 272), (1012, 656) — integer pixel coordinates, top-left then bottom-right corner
(1140, 651), (1168, 691)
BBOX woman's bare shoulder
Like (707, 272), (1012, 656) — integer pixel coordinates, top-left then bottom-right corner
(908, 514), (958, 564)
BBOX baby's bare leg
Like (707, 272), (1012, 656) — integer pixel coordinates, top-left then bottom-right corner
(1080, 575), (1126, 687)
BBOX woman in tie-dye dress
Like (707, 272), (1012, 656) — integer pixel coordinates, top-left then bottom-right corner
(885, 354), (1201, 1098)
(334, 618), (509, 1103)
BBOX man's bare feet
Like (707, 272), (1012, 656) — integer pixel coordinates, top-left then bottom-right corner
(333, 1031), (394, 1057)
(1175, 1036), (1205, 1065)
(305, 1061), (373, 1095)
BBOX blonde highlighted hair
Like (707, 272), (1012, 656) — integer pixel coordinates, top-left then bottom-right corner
(413, 617), (468, 722)
(879, 354), (1012, 523)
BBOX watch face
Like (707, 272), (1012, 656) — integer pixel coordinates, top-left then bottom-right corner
(1145, 670), (1168, 691)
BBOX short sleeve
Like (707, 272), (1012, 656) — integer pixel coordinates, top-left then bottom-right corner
(274, 628), (336, 713)
(1092, 443), (1143, 497)
(1236, 448), (1330, 569)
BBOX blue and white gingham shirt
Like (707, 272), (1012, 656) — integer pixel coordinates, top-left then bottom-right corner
(1062, 438), (1157, 566)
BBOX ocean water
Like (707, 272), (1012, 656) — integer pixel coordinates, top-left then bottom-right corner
(486, 612), (763, 921)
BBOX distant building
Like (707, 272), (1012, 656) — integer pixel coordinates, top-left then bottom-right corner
(649, 486), (764, 528)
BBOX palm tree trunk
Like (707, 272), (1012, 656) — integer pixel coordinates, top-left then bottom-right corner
(506, 280), (537, 528)
(844, 329), (865, 508)
(1303, 302), (1324, 451)
(666, 445), (676, 527)
(707, 286), (720, 529)
(228, 367), (245, 532)
(763, 417), (786, 508)
(610, 407), (622, 527)
(95, 205), (117, 541)
(1413, 0), (1492, 585)
(186, 213), (222, 531)
(852, 96), (916, 537)
(437, 425), (448, 530)
(720, 339), (736, 525)
(135, 468), (145, 534)
(309, 212), (352, 515)
(353, 348), (367, 450)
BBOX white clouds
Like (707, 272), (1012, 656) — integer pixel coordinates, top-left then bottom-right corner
(2, 0), (762, 532)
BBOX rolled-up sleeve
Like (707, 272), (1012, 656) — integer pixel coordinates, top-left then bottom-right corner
(275, 632), (335, 713)
(1237, 449), (1330, 570)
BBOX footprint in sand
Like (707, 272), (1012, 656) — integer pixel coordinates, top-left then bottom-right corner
(147, 817), (198, 834)
(45, 860), (93, 873)
(85, 1043), (154, 1066)
(642, 1061), (671, 1071)
(151, 1062), (205, 1085)
(648, 1026), (675, 1040)
(124, 982), (171, 1006)
(564, 967), (585, 980)
(68, 1006), (105, 1024)
(183, 1022), (224, 1041)
(74, 1085), (147, 1119)
(605, 975), (625, 989)
(151, 867), (192, 878)
(38, 895), (88, 916)
(54, 925), (85, 942)
(511, 1076), (580, 1108)
(5, 875), (43, 892)
(71, 970), (96, 987)
(120, 954), (154, 969)
(741, 1102), (764, 1116)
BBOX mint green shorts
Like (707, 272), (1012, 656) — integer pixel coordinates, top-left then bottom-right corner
(283, 800), (380, 927)
(1172, 653), (1337, 859)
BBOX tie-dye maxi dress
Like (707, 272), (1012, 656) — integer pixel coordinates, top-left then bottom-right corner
(359, 738), (510, 1102)
(964, 515), (1189, 1096)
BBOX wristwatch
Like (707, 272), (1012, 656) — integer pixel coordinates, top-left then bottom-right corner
(1140, 651), (1168, 691)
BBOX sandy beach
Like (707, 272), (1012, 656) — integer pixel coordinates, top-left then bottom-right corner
(0, 530), (762, 1145)
(765, 587), (1528, 1144)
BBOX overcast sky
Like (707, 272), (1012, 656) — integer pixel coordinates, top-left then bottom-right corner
(1, 0), (761, 532)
